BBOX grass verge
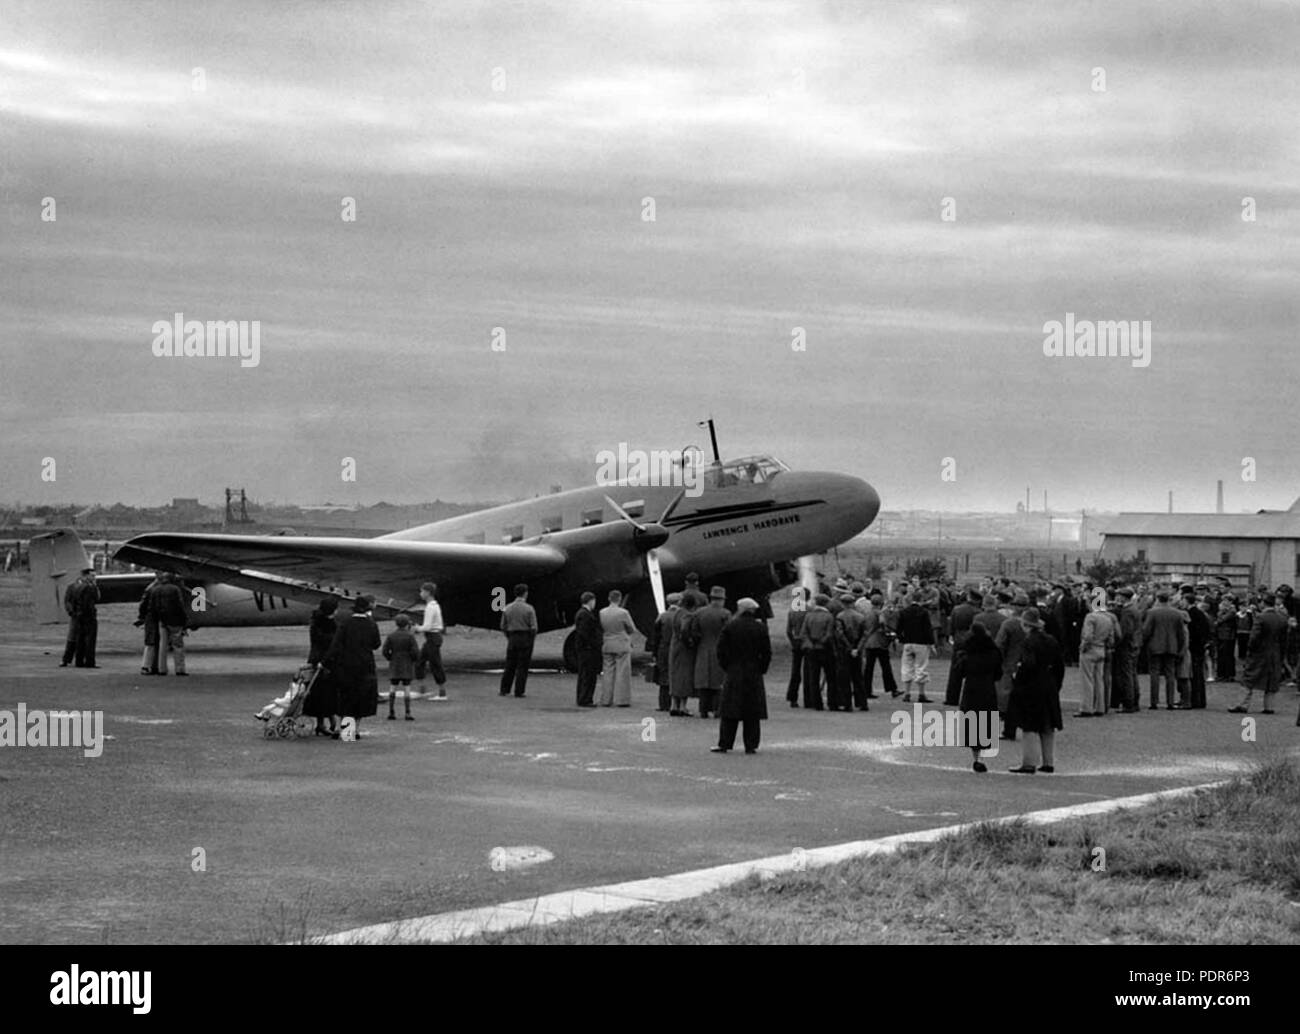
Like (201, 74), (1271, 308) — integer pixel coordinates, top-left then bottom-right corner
(457, 757), (1300, 944)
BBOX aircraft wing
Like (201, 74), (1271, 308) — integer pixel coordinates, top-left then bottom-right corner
(114, 533), (566, 613)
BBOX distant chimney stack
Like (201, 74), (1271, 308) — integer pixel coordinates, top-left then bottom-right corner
(1216, 480), (1224, 514)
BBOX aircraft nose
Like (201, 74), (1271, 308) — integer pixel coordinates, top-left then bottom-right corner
(776, 471), (880, 538)
(839, 474), (880, 536)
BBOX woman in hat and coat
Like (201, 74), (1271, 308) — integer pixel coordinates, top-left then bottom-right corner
(958, 621), (1002, 773)
(323, 596), (381, 739)
(304, 598), (341, 737)
(669, 592), (700, 716)
(1007, 608), (1065, 773)
(645, 593), (681, 712)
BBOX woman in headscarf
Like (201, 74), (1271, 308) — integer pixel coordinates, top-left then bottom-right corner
(323, 596), (381, 740)
(1006, 608), (1066, 773)
(304, 598), (341, 737)
(668, 592), (700, 716)
(645, 593), (681, 713)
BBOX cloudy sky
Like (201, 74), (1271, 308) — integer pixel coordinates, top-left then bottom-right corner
(2, 0), (1297, 514)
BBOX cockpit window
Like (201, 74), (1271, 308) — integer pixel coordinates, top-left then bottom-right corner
(706, 455), (789, 487)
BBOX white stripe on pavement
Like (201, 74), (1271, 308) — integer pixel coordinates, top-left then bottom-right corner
(312, 781), (1227, 944)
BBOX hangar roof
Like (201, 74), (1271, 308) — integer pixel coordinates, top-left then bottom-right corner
(1101, 513), (1300, 539)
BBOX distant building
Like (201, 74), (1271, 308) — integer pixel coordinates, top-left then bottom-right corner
(1099, 508), (1300, 589)
(1049, 517), (1082, 543)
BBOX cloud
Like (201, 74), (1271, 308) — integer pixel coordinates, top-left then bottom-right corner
(1, 0), (1297, 512)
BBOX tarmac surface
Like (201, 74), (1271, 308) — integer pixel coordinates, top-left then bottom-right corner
(2, 574), (1297, 944)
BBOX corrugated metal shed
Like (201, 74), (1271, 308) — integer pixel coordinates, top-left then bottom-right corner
(1101, 513), (1300, 539)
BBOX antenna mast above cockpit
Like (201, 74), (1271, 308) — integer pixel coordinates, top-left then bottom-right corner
(698, 417), (721, 465)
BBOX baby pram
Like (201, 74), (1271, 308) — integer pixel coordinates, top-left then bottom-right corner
(255, 665), (320, 739)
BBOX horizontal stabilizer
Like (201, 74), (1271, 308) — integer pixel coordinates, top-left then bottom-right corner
(29, 529), (157, 622)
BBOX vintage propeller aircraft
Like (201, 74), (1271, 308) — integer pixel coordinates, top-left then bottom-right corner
(32, 432), (879, 667)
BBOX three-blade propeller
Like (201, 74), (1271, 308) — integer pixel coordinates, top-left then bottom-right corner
(604, 491), (684, 614)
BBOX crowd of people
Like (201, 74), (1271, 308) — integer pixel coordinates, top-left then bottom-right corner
(642, 573), (771, 753)
(293, 573), (777, 752)
(60, 564), (1299, 756)
(769, 571), (1299, 770)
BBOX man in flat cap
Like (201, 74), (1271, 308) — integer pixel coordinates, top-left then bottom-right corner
(1112, 587), (1142, 713)
(60, 566), (100, 669)
(1230, 593), (1287, 715)
(1142, 589), (1187, 709)
(692, 586), (731, 718)
(800, 593), (835, 710)
(832, 593), (866, 711)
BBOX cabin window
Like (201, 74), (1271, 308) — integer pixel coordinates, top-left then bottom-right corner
(581, 508), (602, 527)
(463, 532), (485, 545)
(542, 514), (563, 534)
(502, 524), (524, 544)
(623, 500), (645, 518)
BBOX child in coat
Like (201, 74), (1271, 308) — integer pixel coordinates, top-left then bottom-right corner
(382, 614), (421, 720)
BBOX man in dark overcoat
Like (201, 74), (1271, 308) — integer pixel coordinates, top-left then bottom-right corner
(573, 591), (603, 708)
(1052, 586), (1077, 666)
(152, 572), (191, 675)
(1142, 590), (1187, 709)
(61, 568), (100, 668)
(1230, 594), (1288, 715)
(692, 586), (731, 719)
(1186, 594), (1214, 709)
(135, 573), (165, 674)
(712, 597), (771, 754)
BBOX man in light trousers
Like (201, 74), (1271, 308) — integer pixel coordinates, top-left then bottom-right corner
(598, 589), (637, 707)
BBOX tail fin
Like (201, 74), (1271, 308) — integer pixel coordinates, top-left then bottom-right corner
(29, 528), (91, 624)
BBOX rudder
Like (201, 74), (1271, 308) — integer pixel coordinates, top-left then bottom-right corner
(28, 528), (91, 624)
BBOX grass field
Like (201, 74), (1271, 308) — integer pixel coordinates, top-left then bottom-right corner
(459, 759), (1300, 944)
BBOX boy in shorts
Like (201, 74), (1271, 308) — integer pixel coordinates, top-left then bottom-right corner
(382, 614), (421, 721)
